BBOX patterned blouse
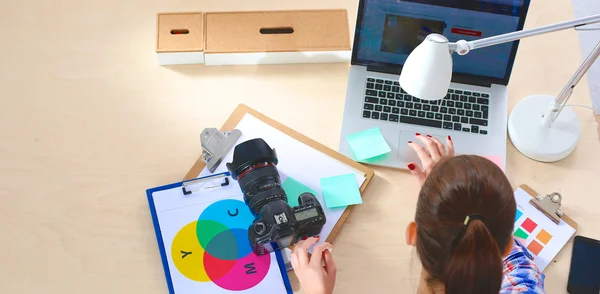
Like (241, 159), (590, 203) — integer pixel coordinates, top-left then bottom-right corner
(500, 238), (546, 293)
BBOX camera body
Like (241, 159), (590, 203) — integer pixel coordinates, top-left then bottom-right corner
(226, 138), (326, 256)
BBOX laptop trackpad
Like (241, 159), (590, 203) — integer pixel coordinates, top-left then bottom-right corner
(397, 131), (447, 162)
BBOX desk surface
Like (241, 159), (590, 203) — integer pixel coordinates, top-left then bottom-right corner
(1, 0), (599, 293)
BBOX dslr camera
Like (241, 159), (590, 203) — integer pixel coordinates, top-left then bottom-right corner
(226, 138), (326, 256)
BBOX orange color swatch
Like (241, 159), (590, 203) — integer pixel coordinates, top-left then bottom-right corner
(527, 240), (544, 256)
(536, 229), (553, 245)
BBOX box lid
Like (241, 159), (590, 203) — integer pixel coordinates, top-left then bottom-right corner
(156, 12), (204, 53)
(205, 10), (351, 53)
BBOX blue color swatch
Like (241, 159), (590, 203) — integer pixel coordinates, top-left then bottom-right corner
(515, 209), (523, 222)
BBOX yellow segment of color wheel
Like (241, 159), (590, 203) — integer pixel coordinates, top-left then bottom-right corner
(171, 222), (209, 282)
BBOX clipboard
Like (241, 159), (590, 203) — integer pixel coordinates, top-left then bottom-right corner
(147, 172), (293, 294)
(516, 184), (578, 271)
(519, 184), (578, 230)
(183, 104), (375, 244)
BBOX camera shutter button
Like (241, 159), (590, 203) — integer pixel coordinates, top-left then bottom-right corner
(254, 222), (266, 235)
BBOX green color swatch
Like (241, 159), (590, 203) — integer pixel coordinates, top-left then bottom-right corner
(282, 177), (318, 207)
(346, 127), (391, 161)
(514, 228), (529, 240)
(320, 173), (362, 209)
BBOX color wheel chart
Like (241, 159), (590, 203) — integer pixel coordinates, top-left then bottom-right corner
(171, 199), (270, 290)
(512, 188), (576, 271)
(150, 183), (289, 294)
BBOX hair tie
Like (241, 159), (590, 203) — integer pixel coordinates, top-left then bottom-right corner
(464, 214), (485, 227)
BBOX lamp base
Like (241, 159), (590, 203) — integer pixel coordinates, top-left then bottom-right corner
(508, 94), (580, 162)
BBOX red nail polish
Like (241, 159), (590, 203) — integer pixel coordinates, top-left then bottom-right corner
(302, 236), (308, 240)
(415, 133), (421, 136)
(408, 140), (412, 144)
(408, 163), (416, 170)
(316, 236), (320, 239)
(426, 135), (432, 138)
(448, 135), (452, 141)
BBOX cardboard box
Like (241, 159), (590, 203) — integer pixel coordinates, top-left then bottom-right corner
(156, 12), (205, 65)
(203, 10), (352, 66)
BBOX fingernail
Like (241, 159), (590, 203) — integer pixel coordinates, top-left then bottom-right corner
(448, 135), (452, 141)
(302, 236), (308, 240)
(316, 236), (320, 239)
(415, 133), (421, 136)
(408, 163), (416, 170)
(427, 135), (432, 138)
(408, 140), (412, 144)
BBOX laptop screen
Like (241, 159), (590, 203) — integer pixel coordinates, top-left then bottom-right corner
(353, 0), (529, 84)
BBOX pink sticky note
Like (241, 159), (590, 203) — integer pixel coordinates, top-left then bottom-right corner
(483, 155), (504, 171)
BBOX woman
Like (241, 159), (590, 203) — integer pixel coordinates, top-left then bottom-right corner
(291, 134), (545, 294)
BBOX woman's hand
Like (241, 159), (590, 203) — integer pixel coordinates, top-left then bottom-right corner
(407, 134), (455, 186)
(291, 237), (337, 294)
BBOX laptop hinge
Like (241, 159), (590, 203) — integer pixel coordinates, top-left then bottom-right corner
(366, 65), (494, 88)
(366, 65), (401, 76)
(451, 75), (493, 88)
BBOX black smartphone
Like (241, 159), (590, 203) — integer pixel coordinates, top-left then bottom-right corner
(567, 235), (600, 294)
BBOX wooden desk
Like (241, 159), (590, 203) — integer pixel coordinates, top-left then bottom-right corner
(0, 0), (598, 293)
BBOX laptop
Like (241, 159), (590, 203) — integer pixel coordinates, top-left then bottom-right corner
(338, 0), (530, 169)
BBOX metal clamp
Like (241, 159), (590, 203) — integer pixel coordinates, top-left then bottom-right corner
(530, 192), (563, 224)
(182, 173), (230, 195)
(201, 128), (242, 173)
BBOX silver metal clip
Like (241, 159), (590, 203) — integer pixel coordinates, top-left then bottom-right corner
(182, 173), (230, 195)
(201, 128), (242, 173)
(529, 192), (563, 224)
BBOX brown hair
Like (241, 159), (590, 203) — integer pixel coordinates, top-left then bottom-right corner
(415, 155), (515, 294)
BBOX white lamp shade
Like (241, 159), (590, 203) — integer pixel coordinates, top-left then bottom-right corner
(399, 34), (453, 101)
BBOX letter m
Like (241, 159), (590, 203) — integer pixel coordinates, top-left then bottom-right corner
(245, 262), (257, 275)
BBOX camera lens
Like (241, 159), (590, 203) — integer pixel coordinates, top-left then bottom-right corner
(226, 139), (287, 215)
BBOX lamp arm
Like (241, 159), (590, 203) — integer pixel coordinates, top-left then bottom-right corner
(449, 14), (600, 55)
(541, 40), (600, 127)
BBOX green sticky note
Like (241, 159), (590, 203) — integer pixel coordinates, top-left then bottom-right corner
(514, 228), (529, 240)
(320, 174), (362, 209)
(282, 177), (318, 207)
(346, 127), (391, 161)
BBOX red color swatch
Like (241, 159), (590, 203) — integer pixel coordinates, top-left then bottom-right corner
(527, 240), (544, 256)
(521, 218), (538, 233)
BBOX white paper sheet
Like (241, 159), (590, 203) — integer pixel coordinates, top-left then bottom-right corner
(199, 113), (367, 248)
(513, 188), (576, 271)
(152, 185), (288, 294)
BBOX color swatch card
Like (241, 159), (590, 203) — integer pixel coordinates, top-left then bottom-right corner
(513, 188), (576, 271)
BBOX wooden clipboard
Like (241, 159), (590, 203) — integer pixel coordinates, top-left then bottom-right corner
(519, 184), (578, 231)
(183, 104), (375, 243)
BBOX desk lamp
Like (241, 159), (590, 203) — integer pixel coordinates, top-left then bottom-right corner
(399, 14), (600, 162)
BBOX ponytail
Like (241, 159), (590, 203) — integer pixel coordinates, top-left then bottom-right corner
(444, 219), (503, 294)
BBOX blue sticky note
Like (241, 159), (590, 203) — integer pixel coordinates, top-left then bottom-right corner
(515, 209), (523, 222)
(346, 127), (391, 161)
(320, 174), (362, 209)
(282, 177), (318, 207)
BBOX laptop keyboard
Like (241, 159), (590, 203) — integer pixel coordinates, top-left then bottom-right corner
(362, 77), (489, 135)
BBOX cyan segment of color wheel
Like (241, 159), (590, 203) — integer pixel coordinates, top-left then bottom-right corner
(198, 199), (255, 230)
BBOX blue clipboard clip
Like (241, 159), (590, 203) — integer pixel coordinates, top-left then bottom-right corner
(182, 172), (231, 195)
